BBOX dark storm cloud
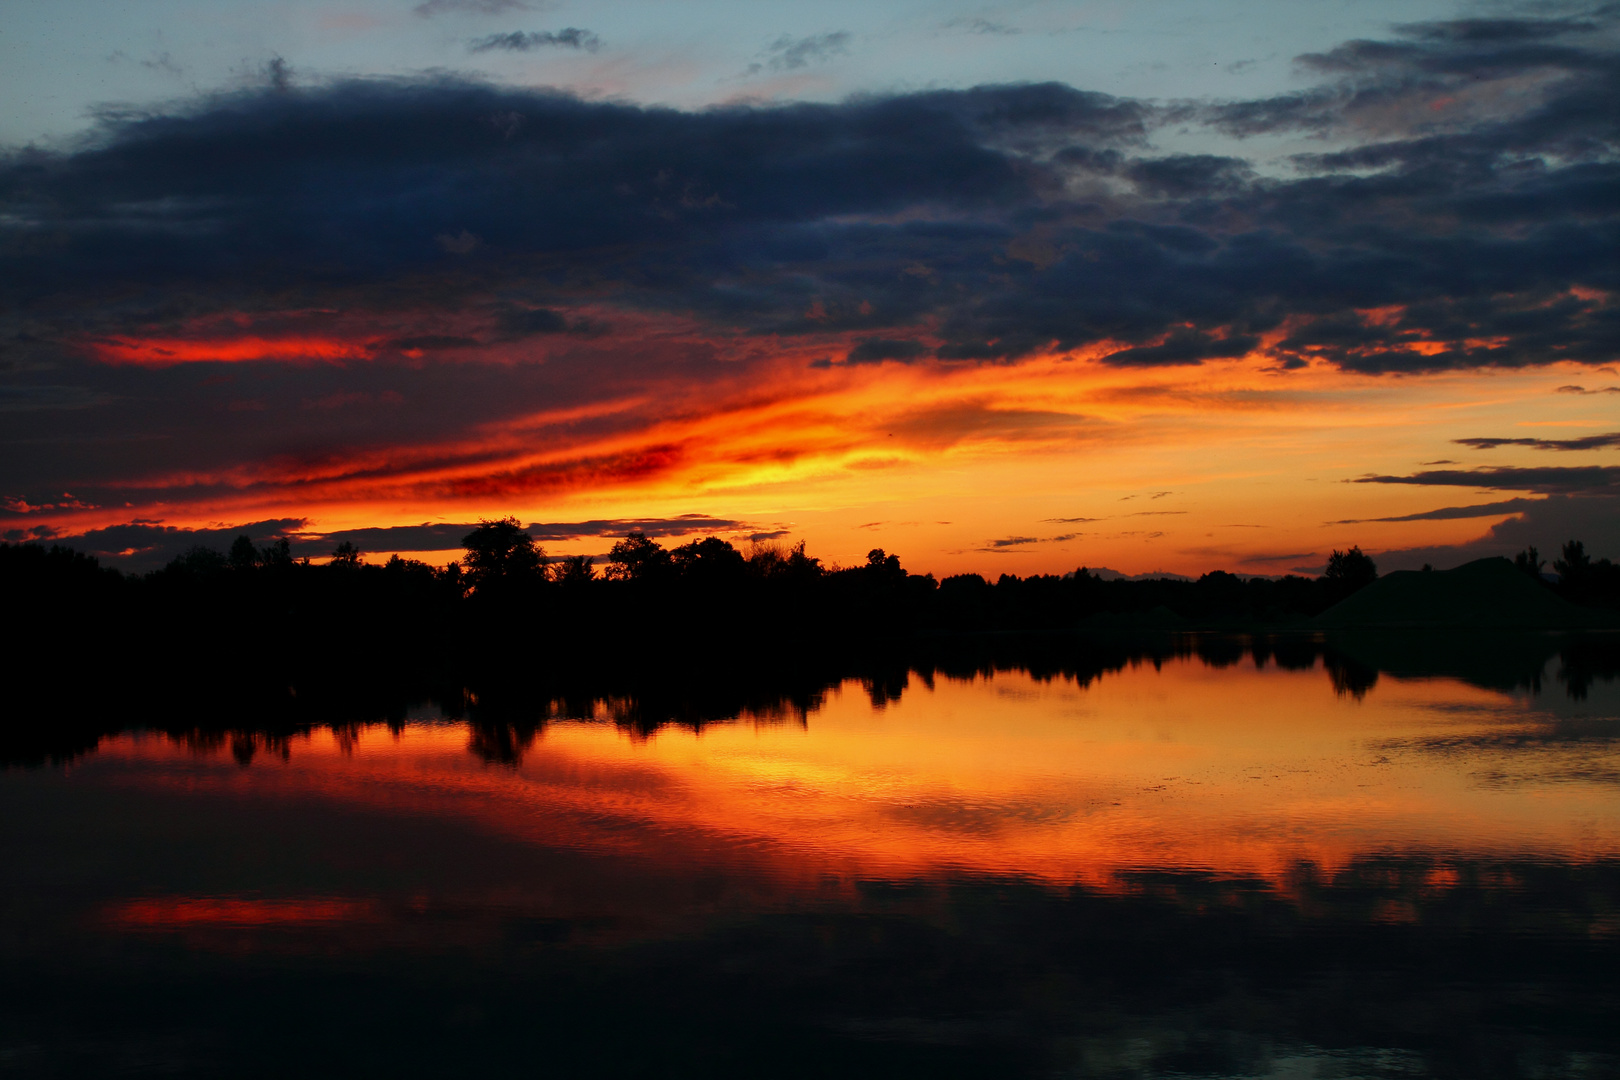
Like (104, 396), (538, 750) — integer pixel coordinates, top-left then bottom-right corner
(0, 80), (1137, 325)
(1098, 328), (1260, 368)
(1206, 11), (1613, 137)
(1331, 497), (1546, 524)
(1455, 432), (1620, 451)
(469, 28), (600, 53)
(1355, 466), (1620, 494)
(5, 11), (1614, 375)
(1, 13), (1618, 520)
(845, 338), (930, 364)
(485, 305), (610, 339)
(1123, 154), (1252, 198)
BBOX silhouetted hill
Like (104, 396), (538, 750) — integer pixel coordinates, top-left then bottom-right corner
(1312, 558), (1612, 630)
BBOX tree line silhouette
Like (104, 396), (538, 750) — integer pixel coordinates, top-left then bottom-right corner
(6, 524), (1619, 767)
(6, 525), (1619, 659)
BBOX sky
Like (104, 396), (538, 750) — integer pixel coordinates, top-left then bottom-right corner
(2, 0), (1617, 575)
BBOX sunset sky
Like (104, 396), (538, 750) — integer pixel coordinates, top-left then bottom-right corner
(3, 0), (1617, 576)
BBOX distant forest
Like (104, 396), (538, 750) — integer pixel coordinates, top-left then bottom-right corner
(6, 523), (1620, 766)
(7, 521), (1620, 650)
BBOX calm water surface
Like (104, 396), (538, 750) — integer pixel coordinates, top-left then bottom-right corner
(4, 640), (1618, 1077)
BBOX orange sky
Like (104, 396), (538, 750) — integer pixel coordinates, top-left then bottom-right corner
(42, 319), (1620, 577)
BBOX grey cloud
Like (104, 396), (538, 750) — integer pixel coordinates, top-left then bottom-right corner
(494, 307), (608, 338)
(1391, 17), (1602, 45)
(1125, 154), (1252, 198)
(1354, 466), (1620, 494)
(469, 28), (601, 53)
(945, 18), (1020, 37)
(1557, 384), (1620, 395)
(763, 31), (851, 71)
(975, 531), (1080, 552)
(1455, 431), (1620, 451)
(846, 338), (929, 364)
(1099, 329), (1261, 368)
(1331, 497), (1546, 524)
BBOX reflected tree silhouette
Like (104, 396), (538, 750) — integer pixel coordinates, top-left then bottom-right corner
(1324, 651), (1380, 700)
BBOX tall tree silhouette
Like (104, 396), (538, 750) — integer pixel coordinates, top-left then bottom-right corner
(605, 532), (672, 582)
(1554, 540), (1591, 582)
(229, 534), (259, 571)
(1323, 546), (1377, 603)
(1514, 546), (1545, 580)
(551, 554), (595, 586)
(461, 518), (545, 594)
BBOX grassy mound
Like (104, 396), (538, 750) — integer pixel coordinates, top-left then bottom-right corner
(1312, 557), (1610, 630)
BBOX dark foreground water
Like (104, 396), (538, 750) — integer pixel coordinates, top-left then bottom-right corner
(3, 634), (1619, 1078)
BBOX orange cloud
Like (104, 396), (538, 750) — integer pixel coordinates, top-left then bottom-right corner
(89, 335), (379, 366)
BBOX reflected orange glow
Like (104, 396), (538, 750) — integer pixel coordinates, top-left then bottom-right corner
(87, 660), (1620, 899)
(110, 897), (377, 927)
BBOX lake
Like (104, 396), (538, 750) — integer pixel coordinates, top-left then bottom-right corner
(3, 634), (1618, 1077)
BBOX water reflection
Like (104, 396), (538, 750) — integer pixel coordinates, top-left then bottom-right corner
(56, 648), (1620, 887)
(2, 632), (1618, 1077)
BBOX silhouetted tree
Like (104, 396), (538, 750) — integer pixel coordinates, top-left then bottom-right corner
(229, 534), (259, 571)
(1552, 539), (1620, 609)
(167, 545), (229, 576)
(604, 532), (672, 582)
(330, 541), (362, 569)
(865, 548), (903, 580)
(258, 537), (294, 568)
(1323, 546), (1377, 602)
(1554, 540), (1590, 581)
(671, 536), (745, 583)
(462, 517), (545, 593)
(1513, 546), (1544, 579)
(551, 554), (595, 585)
